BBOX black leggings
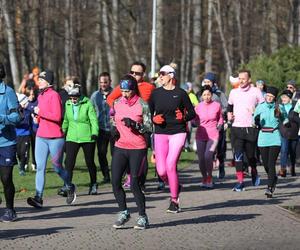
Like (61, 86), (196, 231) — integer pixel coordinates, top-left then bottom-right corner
(0, 166), (15, 209)
(231, 127), (258, 172)
(65, 141), (97, 184)
(111, 147), (147, 216)
(16, 135), (31, 171)
(259, 146), (280, 188)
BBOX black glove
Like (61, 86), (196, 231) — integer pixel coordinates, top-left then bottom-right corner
(111, 126), (120, 141)
(91, 134), (98, 141)
(122, 117), (140, 130)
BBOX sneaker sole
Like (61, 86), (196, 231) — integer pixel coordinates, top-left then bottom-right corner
(1, 217), (17, 223)
(67, 192), (77, 205)
(133, 225), (148, 230)
(27, 198), (43, 208)
(166, 208), (180, 214)
(232, 188), (245, 192)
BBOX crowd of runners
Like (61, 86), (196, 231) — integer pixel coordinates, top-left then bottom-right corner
(0, 61), (299, 229)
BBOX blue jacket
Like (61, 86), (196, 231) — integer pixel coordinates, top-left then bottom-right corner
(90, 88), (112, 132)
(253, 101), (282, 147)
(0, 81), (21, 147)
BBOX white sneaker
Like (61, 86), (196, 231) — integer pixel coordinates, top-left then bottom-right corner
(31, 164), (36, 171)
(24, 164), (28, 170)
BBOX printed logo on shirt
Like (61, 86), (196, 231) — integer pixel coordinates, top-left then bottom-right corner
(173, 95), (178, 98)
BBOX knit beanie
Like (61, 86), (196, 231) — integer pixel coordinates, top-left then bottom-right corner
(204, 72), (217, 84)
(266, 86), (279, 98)
(280, 89), (293, 99)
(39, 70), (54, 85)
(17, 93), (29, 107)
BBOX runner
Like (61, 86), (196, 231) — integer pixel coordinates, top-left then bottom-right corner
(0, 63), (21, 222)
(148, 64), (195, 213)
(110, 75), (152, 229)
(253, 87), (281, 197)
(27, 70), (75, 208)
(62, 83), (99, 196)
(194, 85), (223, 188)
(227, 69), (264, 191)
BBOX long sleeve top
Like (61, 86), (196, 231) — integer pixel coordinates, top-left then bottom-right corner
(90, 87), (112, 131)
(112, 94), (152, 149)
(0, 81), (21, 147)
(253, 102), (282, 147)
(228, 85), (264, 127)
(62, 96), (99, 143)
(148, 86), (196, 135)
(194, 101), (223, 141)
(36, 87), (64, 138)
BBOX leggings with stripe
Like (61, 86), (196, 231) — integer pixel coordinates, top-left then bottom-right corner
(154, 133), (186, 202)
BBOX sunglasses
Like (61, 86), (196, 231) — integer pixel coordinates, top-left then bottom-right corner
(159, 71), (171, 76)
(130, 71), (143, 76)
(286, 86), (295, 90)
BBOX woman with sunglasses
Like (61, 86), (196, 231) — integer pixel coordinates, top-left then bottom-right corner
(110, 75), (152, 230)
(148, 65), (195, 213)
(62, 83), (99, 196)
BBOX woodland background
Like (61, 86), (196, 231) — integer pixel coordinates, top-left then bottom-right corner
(1, 0), (300, 94)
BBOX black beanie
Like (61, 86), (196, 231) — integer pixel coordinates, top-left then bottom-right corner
(266, 86), (279, 98)
(0, 63), (6, 80)
(39, 70), (54, 85)
(280, 89), (293, 99)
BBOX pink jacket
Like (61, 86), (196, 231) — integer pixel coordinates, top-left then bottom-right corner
(36, 87), (64, 138)
(194, 101), (223, 141)
(113, 95), (147, 149)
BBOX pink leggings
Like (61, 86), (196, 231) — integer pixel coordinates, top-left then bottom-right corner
(154, 133), (186, 201)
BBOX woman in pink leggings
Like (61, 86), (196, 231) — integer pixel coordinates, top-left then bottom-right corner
(148, 65), (195, 213)
(194, 85), (223, 188)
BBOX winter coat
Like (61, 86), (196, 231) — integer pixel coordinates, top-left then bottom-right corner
(0, 81), (21, 147)
(62, 96), (99, 143)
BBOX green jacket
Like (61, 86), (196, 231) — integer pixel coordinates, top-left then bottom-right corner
(62, 96), (99, 143)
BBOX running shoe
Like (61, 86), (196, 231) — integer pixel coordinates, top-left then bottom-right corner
(57, 185), (68, 197)
(0, 209), (17, 222)
(206, 176), (214, 189)
(66, 184), (76, 205)
(19, 170), (26, 176)
(134, 215), (149, 230)
(218, 164), (225, 179)
(265, 188), (273, 198)
(157, 182), (165, 190)
(166, 201), (180, 213)
(88, 183), (98, 195)
(27, 196), (43, 208)
(251, 169), (260, 186)
(113, 210), (131, 229)
(232, 182), (245, 192)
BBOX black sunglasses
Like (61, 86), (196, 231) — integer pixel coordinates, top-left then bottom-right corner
(130, 71), (143, 76)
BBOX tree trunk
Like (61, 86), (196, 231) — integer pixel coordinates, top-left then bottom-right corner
(2, 0), (20, 87)
(212, 0), (232, 79)
(269, 2), (278, 52)
(192, 0), (202, 83)
(235, 0), (244, 64)
(86, 53), (94, 95)
(64, 0), (71, 76)
(205, 0), (213, 72)
(156, 0), (164, 67)
(102, 0), (118, 85)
